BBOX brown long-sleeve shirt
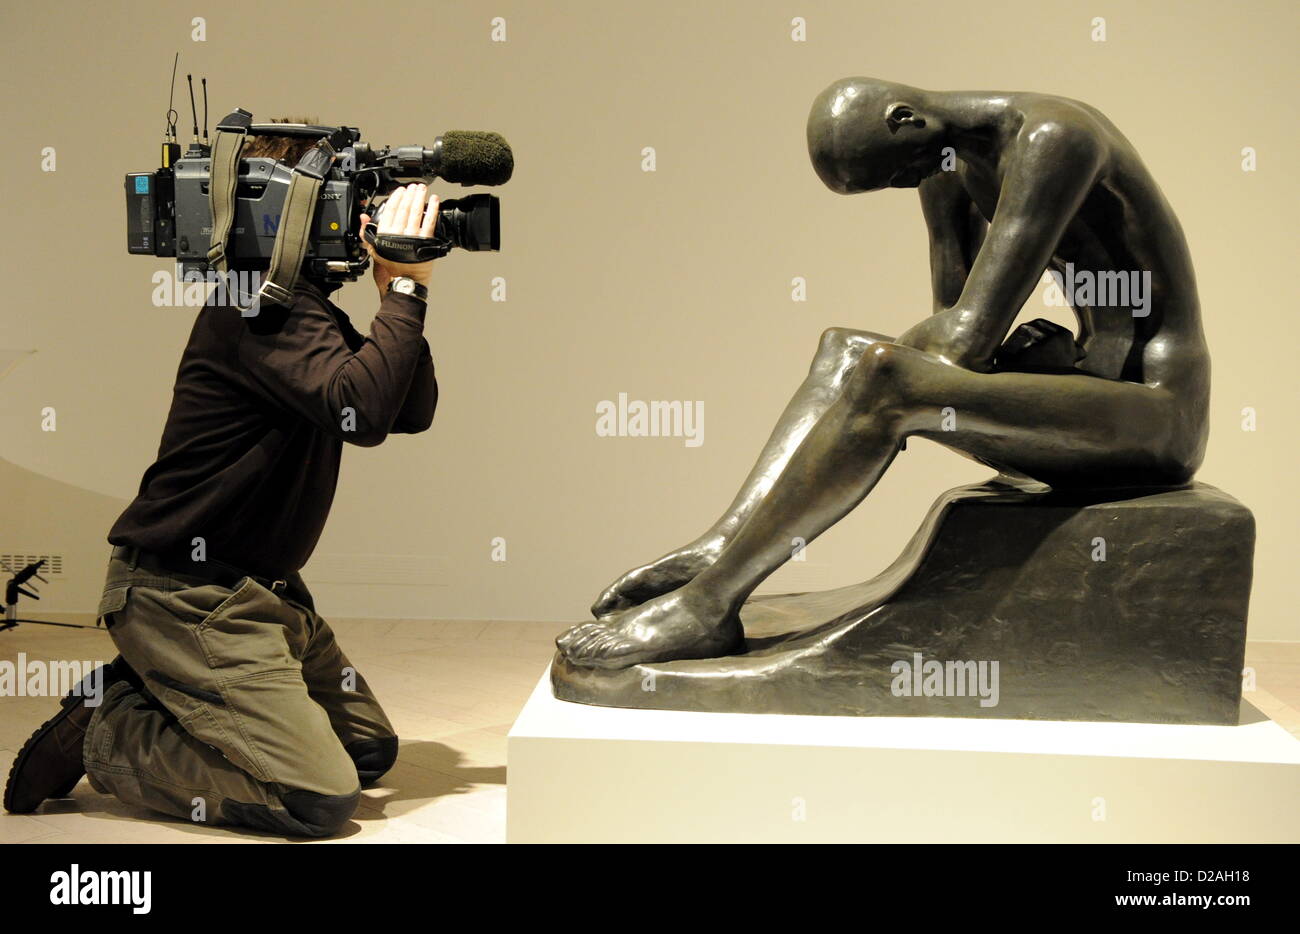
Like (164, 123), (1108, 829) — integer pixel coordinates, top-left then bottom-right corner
(109, 278), (437, 578)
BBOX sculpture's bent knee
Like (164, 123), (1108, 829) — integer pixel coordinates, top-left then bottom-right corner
(842, 341), (910, 421)
(812, 327), (889, 391)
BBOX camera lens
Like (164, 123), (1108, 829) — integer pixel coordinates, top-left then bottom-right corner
(437, 194), (500, 252)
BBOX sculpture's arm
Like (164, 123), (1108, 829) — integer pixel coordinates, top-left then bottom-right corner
(918, 170), (985, 314)
(899, 122), (1105, 371)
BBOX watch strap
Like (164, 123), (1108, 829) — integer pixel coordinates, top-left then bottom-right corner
(386, 278), (429, 302)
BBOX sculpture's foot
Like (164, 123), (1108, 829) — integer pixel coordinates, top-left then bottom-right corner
(589, 537), (724, 618)
(559, 589), (744, 669)
(553, 480), (1255, 725)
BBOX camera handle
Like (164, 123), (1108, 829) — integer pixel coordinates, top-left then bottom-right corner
(362, 223), (453, 264)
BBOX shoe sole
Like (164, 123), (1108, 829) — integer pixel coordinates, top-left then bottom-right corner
(3, 690), (89, 813)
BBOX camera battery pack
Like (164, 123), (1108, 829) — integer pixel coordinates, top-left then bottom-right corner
(125, 171), (176, 256)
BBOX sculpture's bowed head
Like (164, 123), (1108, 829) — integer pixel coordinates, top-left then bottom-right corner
(807, 77), (945, 193)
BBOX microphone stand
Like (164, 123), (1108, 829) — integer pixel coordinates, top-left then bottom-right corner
(1, 559), (104, 632)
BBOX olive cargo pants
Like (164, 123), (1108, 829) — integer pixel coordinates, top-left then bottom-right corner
(83, 547), (397, 837)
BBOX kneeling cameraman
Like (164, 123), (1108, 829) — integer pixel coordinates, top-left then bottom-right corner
(5, 124), (441, 838)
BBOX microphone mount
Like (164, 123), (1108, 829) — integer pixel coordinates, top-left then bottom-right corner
(1, 559), (104, 632)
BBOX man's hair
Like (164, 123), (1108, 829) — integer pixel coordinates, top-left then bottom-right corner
(242, 116), (321, 165)
(227, 116), (322, 275)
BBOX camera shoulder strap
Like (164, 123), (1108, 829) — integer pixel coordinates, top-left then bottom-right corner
(206, 108), (253, 276)
(257, 139), (338, 307)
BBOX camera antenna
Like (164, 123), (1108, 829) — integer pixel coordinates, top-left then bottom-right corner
(186, 73), (200, 142)
(201, 77), (209, 144)
(164, 52), (179, 141)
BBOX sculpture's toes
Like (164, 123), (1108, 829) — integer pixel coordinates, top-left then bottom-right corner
(576, 632), (644, 670)
(556, 621), (604, 655)
(570, 623), (617, 656)
(563, 590), (744, 670)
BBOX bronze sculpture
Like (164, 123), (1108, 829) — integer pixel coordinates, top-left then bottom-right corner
(553, 79), (1251, 724)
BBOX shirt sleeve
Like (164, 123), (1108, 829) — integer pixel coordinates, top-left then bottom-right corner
(330, 303), (368, 354)
(391, 338), (438, 434)
(236, 288), (429, 447)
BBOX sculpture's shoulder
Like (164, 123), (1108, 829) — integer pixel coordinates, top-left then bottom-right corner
(1009, 93), (1117, 162)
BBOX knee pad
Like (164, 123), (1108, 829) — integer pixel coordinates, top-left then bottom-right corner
(345, 735), (399, 786)
(220, 786), (359, 838)
(280, 786), (361, 838)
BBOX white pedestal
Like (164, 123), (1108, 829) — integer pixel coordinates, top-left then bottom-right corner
(507, 667), (1300, 843)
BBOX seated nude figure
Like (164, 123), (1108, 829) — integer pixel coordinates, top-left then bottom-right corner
(557, 77), (1209, 669)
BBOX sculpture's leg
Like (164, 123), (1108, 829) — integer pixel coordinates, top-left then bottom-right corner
(591, 327), (888, 617)
(559, 340), (1199, 668)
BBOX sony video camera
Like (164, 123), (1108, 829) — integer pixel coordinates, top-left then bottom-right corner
(125, 73), (513, 304)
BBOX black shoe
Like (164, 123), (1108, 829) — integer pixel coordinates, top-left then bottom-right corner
(3, 660), (129, 813)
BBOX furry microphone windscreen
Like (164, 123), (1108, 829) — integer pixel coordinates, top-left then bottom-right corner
(439, 131), (514, 186)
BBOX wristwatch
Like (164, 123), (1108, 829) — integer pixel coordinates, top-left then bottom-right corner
(386, 276), (428, 302)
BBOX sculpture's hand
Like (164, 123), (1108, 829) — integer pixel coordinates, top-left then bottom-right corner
(994, 318), (1082, 372)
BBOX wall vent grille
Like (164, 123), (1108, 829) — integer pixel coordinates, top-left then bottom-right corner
(0, 553), (64, 576)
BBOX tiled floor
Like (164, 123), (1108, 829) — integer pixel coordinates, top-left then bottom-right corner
(2, 615), (1297, 844)
(1, 616), (556, 844)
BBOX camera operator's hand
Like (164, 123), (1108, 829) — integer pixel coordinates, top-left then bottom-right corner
(360, 182), (440, 296)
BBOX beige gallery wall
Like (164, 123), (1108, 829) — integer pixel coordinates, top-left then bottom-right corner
(0, 0), (1295, 639)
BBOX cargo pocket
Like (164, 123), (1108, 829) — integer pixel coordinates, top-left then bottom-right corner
(191, 578), (301, 675)
(167, 576), (256, 629)
(96, 586), (130, 628)
(143, 665), (273, 784)
(175, 702), (273, 784)
(148, 669), (227, 707)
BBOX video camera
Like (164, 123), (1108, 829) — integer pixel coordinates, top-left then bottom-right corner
(125, 68), (513, 308)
